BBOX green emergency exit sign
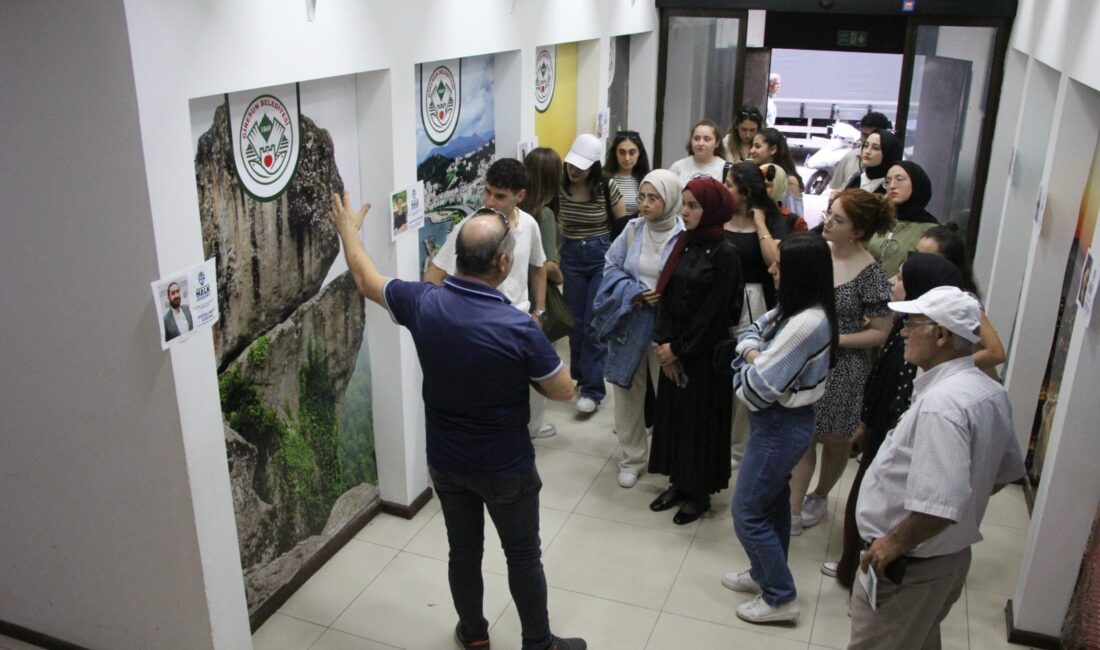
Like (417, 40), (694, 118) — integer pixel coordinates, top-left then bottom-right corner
(838, 30), (869, 47)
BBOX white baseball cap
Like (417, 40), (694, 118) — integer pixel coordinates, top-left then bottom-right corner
(564, 133), (604, 170)
(888, 285), (981, 343)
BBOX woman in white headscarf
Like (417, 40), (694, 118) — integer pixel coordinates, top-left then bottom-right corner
(593, 169), (685, 489)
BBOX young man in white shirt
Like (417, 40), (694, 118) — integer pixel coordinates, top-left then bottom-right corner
(425, 158), (554, 438)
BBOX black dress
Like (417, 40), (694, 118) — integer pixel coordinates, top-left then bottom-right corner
(724, 230), (776, 310)
(648, 237), (743, 497)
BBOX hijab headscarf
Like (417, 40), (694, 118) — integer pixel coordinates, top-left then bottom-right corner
(890, 161), (938, 224)
(640, 169), (683, 231)
(901, 252), (964, 300)
(849, 129), (904, 193)
(654, 176), (734, 295)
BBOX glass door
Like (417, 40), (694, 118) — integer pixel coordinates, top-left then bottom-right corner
(655, 10), (746, 167)
(895, 20), (1010, 247)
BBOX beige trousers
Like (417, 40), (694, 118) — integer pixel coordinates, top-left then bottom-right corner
(612, 346), (661, 474)
(848, 546), (971, 650)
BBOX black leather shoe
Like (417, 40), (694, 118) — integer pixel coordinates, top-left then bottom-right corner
(649, 486), (686, 512)
(673, 497), (711, 525)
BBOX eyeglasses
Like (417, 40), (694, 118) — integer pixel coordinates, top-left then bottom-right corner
(473, 206), (511, 252)
(822, 209), (849, 228)
(637, 191), (663, 205)
(900, 316), (940, 332)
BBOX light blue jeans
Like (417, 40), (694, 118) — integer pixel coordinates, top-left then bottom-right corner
(732, 403), (816, 606)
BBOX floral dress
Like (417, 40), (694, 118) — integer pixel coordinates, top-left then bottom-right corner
(813, 262), (891, 439)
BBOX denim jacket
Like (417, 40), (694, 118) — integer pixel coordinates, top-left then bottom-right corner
(592, 217), (684, 388)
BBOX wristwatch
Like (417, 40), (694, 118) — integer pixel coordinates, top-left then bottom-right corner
(534, 309), (548, 321)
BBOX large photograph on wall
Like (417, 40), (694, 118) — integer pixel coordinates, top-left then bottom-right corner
(416, 54), (496, 273)
(189, 77), (378, 615)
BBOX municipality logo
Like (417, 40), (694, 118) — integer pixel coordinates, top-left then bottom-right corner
(534, 48), (555, 113)
(239, 94), (295, 186)
(422, 64), (460, 145)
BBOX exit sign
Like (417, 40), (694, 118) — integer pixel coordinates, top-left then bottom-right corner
(837, 30), (869, 47)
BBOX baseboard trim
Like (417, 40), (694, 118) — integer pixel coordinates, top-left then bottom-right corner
(380, 486), (434, 520)
(1005, 598), (1063, 649)
(249, 499), (384, 631)
(0, 620), (89, 650)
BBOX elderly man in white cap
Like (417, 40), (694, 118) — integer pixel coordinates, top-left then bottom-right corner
(848, 286), (1024, 650)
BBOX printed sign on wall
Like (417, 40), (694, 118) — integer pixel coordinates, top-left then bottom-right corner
(535, 46), (556, 113)
(421, 59), (462, 145)
(227, 84), (301, 201)
(151, 258), (219, 350)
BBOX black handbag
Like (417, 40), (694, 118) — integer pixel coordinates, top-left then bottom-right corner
(542, 282), (574, 342)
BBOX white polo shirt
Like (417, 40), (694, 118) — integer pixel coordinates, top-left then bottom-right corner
(856, 356), (1025, 558)
(432, 208), (546, 313)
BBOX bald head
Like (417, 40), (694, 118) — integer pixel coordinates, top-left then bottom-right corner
(456, 211), (514, 282)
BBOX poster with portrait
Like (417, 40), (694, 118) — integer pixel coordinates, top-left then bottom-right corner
(391, 189), (409, 241)
(1078, 248), (1098, 326)
(416, 54), (496, 273)
(151, 257), (219, 350)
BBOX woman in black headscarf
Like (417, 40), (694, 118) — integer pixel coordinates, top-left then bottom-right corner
(869, 160), (940, 278)
(844, 129), (903, 195)
(648, 176), (744, 525)
(822, 252), (965, 588)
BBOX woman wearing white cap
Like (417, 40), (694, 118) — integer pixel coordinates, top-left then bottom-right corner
(560, 133), (626, 414)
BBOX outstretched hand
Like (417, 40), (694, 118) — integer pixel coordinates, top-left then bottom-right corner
(329, 191), (371, 235)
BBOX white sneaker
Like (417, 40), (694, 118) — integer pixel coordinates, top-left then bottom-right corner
(531, 423), (557, 439)
(721, 569), (761, 594)
(576, 396), (597, 414)
(801, 493), (828, 528)
(736, 594), (800, 624)
(617, 471), (638, 488)
(821, 561), (838, 578)
(789, 514), (803, 536)
(730, 457), (740, 470)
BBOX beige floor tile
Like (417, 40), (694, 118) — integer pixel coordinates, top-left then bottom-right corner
(663, 536), (822, 642)
(252, 613), (325, 650)
(968, 522), (1025, 595)
(404, 506), (569, 576)
(330, 552), (511, 649)
(280, 539), (398, 626)
(967, 587), (1020, 650)
(694, 487), (738, 544)
(532, 446), (608, 512)
(574, 458), (701, 535)
(536, 394), (621, 459)
(983, 484), (1030, 530)
(308, 628), (400, 650)
(353, 498), (441, 550)
(541, 513), (692, 610)
(940, 586), (971, 650)
(489, 587), (659, 650)
(645, 612), (811, 650)
(810, 571), (853, 649)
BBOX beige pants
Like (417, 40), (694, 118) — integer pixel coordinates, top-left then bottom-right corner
(848, 546), (971, 650)
(612, 346), (661, 474)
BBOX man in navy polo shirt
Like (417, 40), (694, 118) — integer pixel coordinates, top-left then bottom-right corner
(329, 192), (583, 650)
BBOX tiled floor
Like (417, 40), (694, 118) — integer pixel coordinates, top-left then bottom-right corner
(251, 386), (1036, 650)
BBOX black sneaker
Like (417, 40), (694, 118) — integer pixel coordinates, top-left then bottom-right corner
(454, 623), (490, 650)
(548, 636), (587, 650)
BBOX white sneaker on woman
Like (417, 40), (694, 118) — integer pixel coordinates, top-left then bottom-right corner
(736, 594), (800, 623)
(821, 561), (838, 578)
(721, 569), (761, 594)
(576, 396), (597, 414)
(801, 493), (828, 528)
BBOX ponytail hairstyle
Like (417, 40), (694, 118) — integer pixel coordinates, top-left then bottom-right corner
(520, 147), (563, 217)
(774, 232), (839, 365)
(684, 119), (728, 160)
(755, 127), (803, 191)
(920, 223), (980, 298)
(832, 189), (896, 244)
(726, 161), (787, 238)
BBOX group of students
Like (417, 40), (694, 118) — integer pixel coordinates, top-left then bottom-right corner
(515, 113), (1013, 629)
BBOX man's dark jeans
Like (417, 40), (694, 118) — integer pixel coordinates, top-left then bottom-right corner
(429, 464), (551, 650)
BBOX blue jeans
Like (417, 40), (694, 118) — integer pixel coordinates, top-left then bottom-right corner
(429, 465), (551, 650)
(732, 404), (816, 606)
(561, 234), (610, 402)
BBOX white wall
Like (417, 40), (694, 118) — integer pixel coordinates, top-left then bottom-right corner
(979, 0), (1100, 640)
(0, 1), (248, 648)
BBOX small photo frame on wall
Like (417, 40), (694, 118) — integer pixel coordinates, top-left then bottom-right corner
(391, 189), (410, 241)
(151, 257), (219, 350)
(1078, 248), (1098, 326)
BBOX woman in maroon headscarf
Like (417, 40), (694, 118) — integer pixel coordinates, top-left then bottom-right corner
(648, 176), (744, 525)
